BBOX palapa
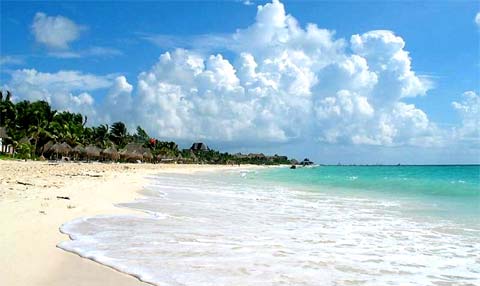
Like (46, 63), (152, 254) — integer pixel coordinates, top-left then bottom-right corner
(143, 150), (153, 162)
(49, 142), (72, 158)
(102, 146), (120, 161)
(85, 145), (101, 160)
(72, 145), (86, 160)
(60, 142), (72, 154)
(41, 141), (54, 155)
(121, 143), (146, 162)
(121, 149), (142, 162)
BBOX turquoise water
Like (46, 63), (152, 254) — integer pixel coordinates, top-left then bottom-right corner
(252, 165), (480, 222)
(59, 166), (480, 286)
(257, 165), (480, 197)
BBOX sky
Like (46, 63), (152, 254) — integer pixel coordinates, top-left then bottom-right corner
(1, 0), (479, 164)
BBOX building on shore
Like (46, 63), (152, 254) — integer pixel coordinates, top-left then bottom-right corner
(190, 142), (209, 152)
(0, 127), (14, 154)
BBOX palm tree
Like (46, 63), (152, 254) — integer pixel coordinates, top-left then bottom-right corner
(134, 126), (149, 143)
(50, 111), (85, 146)
(110, 121), (128, 148)
(0, 90), (16, 128)
(29, 118), (52, 158)
(92, 124), (109, 148)
(24, 101), (56, 157)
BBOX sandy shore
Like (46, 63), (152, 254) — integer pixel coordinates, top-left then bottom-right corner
(0, 160), (251, 286)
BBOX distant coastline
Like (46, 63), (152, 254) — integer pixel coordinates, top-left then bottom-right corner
(0, 96), (302, 165)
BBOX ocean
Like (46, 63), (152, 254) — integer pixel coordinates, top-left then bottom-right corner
(59, 165), (480, 286)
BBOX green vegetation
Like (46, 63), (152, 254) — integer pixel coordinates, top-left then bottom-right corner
(0, 91), (293, 165)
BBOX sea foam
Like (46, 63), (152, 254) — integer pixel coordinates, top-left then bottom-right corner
(59, 170), (480, 286)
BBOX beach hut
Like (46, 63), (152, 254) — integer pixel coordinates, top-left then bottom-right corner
(49, 142), (72, 159)
(85, 145), (101, 161)
(120, 143), (150, 163)
(102, 146), (120, 161)
(190, 142), (209, 152)
(300, 158), (314, 166)
(0, 127), (13, 154)
(41, 141), (54, 156)
(61, 142), (72, 155)
(142, 150), (153, 162)
(129, 150), (144, 162)
(72, 145), (86, 161)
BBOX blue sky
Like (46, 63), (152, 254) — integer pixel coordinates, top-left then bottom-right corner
(1, 0), (479, 164)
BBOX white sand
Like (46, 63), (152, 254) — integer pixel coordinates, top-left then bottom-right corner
(0, 160), (254, 286)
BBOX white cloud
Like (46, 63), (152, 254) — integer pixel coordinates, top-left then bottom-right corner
(8, 1), (450, 149)
(141, 33), (233, 53)
(31, 12), (83, 49)
(102, 76), (134, 123)
(48, 47), (123, 59)
(0, 55), (24, 66)
(5, 69), (113, 123)
(452, 91), (480, 142)
(351, 30), (431, 102)
(8, 69), (111, 92)
(30, 12), (121, 58)
(475, 12), (480, 26)
(127, 0), (435, 146)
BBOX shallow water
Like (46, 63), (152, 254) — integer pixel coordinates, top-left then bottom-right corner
(59, 166), (480, 286)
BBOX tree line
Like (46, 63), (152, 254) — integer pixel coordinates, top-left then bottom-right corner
(0, 91), (293, 165)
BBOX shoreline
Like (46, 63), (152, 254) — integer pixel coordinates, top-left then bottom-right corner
(0, 160), (261, 286)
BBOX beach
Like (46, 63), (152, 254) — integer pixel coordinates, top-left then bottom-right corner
(1, 161), (479, 285)
(0, 160), (247, 286)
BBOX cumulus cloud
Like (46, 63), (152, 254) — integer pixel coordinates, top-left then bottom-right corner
(30, 12), (120, 59)
(9, 0), (445, 148)
(476, 12), (480, 26)
(126, 0), (436, 146)
(31, 12), (83, 49)
(5, 69), (114, 123)
(102, 76), (134, 123)
(452, 91), (480, 142)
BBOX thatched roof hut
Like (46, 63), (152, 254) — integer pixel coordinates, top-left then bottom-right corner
(72, 145), (86, 155)
(120, 143), (149, 162)
(41, 141), (54, 155)
(85, 145), (101, 160)
(123, 143), (145, 153)
(190, 142), (209, 152)
(143, 149), (153, 162)
(102, 146), (120, 161)
(61, 142), (72, 154)
(49, 142), (72, 158)
(71, 145), (86, 160)
(121, 150), (143, 162)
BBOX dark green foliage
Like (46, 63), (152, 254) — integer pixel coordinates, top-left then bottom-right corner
(133, 126), (150, 144)
(110, 121), (128, 148)
(0, 91), (16, 128)
(16, 142), (32, 159)
(91, 124), (110, 148)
